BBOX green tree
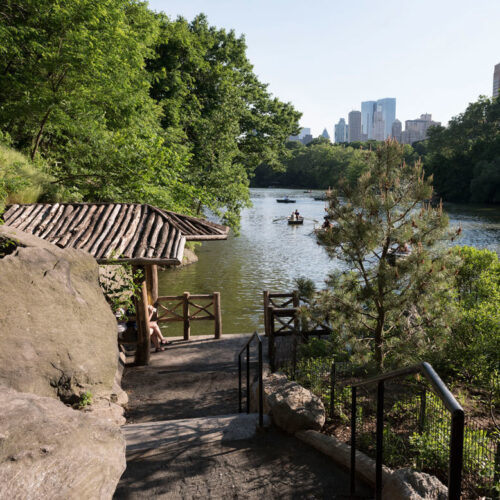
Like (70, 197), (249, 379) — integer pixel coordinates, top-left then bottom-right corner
(446, 246), (500, 388)
(148, 14), (301, 227)
(425, 96), (500, 203)
(303, 140), (458, 371)
(0, 0), (190, 209)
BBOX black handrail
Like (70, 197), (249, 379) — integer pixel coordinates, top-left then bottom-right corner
(238, 331), (264, 427)
(348, 362), (464, 500)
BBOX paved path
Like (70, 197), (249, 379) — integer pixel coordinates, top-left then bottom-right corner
(121, 335), (259, 422)
(116, 335), (372, 499)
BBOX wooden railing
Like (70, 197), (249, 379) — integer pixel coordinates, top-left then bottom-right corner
(155, 291), (222, 340)
(263, 290), (331, 371)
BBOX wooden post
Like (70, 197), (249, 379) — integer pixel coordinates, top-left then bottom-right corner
(183, 291), (190, 340)
(292, 290), (300, 332)
(213, 292), (222, 339)
(269, 306), (276, 372)
(134, 267), (151, 366)
(151, 264), (158, 304)
(145, 265), (155, 306)
(263, 291), (269, 336)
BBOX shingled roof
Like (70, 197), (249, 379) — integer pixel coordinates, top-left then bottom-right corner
(2, 203), (229, 265)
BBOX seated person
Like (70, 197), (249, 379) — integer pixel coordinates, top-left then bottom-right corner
(148, 304), (168, 352)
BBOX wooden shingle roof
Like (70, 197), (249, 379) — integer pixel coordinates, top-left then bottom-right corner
(2, 203), (229, 265)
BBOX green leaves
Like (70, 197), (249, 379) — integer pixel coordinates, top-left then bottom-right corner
(149, 14), (300, 228)
(425, 96), (500, 203)
(310, 140), (457, 371)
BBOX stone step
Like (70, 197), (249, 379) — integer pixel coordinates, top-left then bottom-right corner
(122, 413), (271, 453)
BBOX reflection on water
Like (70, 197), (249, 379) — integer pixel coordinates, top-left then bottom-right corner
(159, 189), (500, 335)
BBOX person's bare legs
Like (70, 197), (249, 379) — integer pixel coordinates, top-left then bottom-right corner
(151, 322), (167, 344)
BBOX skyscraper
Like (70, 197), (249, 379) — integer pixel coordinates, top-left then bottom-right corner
(391, 119), (402, 142)
(376, 98), (396, 139)
(493, 63), (500, 98)
(372, 110), (385, 141)
(361, 101), (376, 138)
(321, 128), (331, 140)
(348, 111), (362, 142)
(334, 118), (348, 143)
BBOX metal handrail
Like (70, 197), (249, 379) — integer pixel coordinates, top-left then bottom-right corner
(238, 331), (264, 427)
(349, 362), (464, 500)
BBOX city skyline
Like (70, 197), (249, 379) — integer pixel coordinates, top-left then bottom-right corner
(148, 0), (500, 137)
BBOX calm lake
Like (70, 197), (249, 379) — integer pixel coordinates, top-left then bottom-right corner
(159, 188), (500, 335)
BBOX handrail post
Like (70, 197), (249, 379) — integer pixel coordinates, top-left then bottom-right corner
(238, 353), (242, 413)
(448, 410), (464, 500)
(258, 340), (263, 427)
(246, 344), (250, 414)
(375, 380), (385, 500)
(330, 362), (336, 420)
(350, 386), (357, 496)
(213, 292), (222, 339)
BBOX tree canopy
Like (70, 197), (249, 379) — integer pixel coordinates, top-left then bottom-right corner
(300, 141), (459, 371)
(0, 3), (300, 227)
(425, 96), (500, 204)
(149, 14), (301, 227)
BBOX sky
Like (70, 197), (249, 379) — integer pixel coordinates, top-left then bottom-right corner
(148, 0), (500, 137)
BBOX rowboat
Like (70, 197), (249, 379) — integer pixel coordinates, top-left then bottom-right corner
(288, 216), (304, 225)
(276, 198), (296, 203)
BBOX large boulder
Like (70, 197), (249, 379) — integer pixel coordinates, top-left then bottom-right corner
(0, 225), (118, 404)
(382, 468), (448, 500)
(253, 373), (325, 434)
(0, 387), (126, 500)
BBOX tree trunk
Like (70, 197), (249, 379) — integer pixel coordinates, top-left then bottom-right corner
(31, 108), (52, 160)
(374, 313), (384, 372)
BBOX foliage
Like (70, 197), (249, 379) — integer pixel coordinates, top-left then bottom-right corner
(0, 0), (186, 209)
(148, 14), (301, 228)
(425, 96), (500, 203)
(99, 263), (143, 315)
(302, 140), (459, 371)
(77, 391), (92, 408)
(253, 141), (374, 189)
(444, 246), (500, 391)
(0, 236), (18, 258)
(0, 4), (299, 228)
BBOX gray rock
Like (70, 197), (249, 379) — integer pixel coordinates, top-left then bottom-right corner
(382, 468), (448, 500)
(0, 387), (126, 500)
(255, 373), (325, 434)
(0, 225), (118, 404)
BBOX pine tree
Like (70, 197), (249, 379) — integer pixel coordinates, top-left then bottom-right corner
(305, 140), (460, 372)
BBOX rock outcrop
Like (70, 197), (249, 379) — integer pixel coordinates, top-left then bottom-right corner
(253, 373), (325, 433)
(382, 468), (448, 500)
(0, 225), (118, 404)
(0, 225), (127, 498)
(0, 387), (126, 500)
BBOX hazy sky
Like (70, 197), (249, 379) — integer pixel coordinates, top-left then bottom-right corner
(148, 0), (500, 137)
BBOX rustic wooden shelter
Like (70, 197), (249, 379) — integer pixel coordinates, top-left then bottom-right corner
(2, 203), (229, 365)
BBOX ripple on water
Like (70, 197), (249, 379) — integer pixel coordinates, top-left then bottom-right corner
(159, 189), (500, 335)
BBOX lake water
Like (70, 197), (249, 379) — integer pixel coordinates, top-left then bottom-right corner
(159, 188), (500, 335)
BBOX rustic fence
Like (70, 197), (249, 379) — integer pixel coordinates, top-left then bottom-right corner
(263, 290), (331, 371)
(155, 292), (222, 339)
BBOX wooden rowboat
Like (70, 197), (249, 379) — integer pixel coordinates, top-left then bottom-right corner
(276, 198), (296, 203)
(288, 216), (304, 225)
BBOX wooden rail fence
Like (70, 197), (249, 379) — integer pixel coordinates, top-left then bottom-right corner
(263, 290), (331, 371)
(155, 291), (222, 340)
